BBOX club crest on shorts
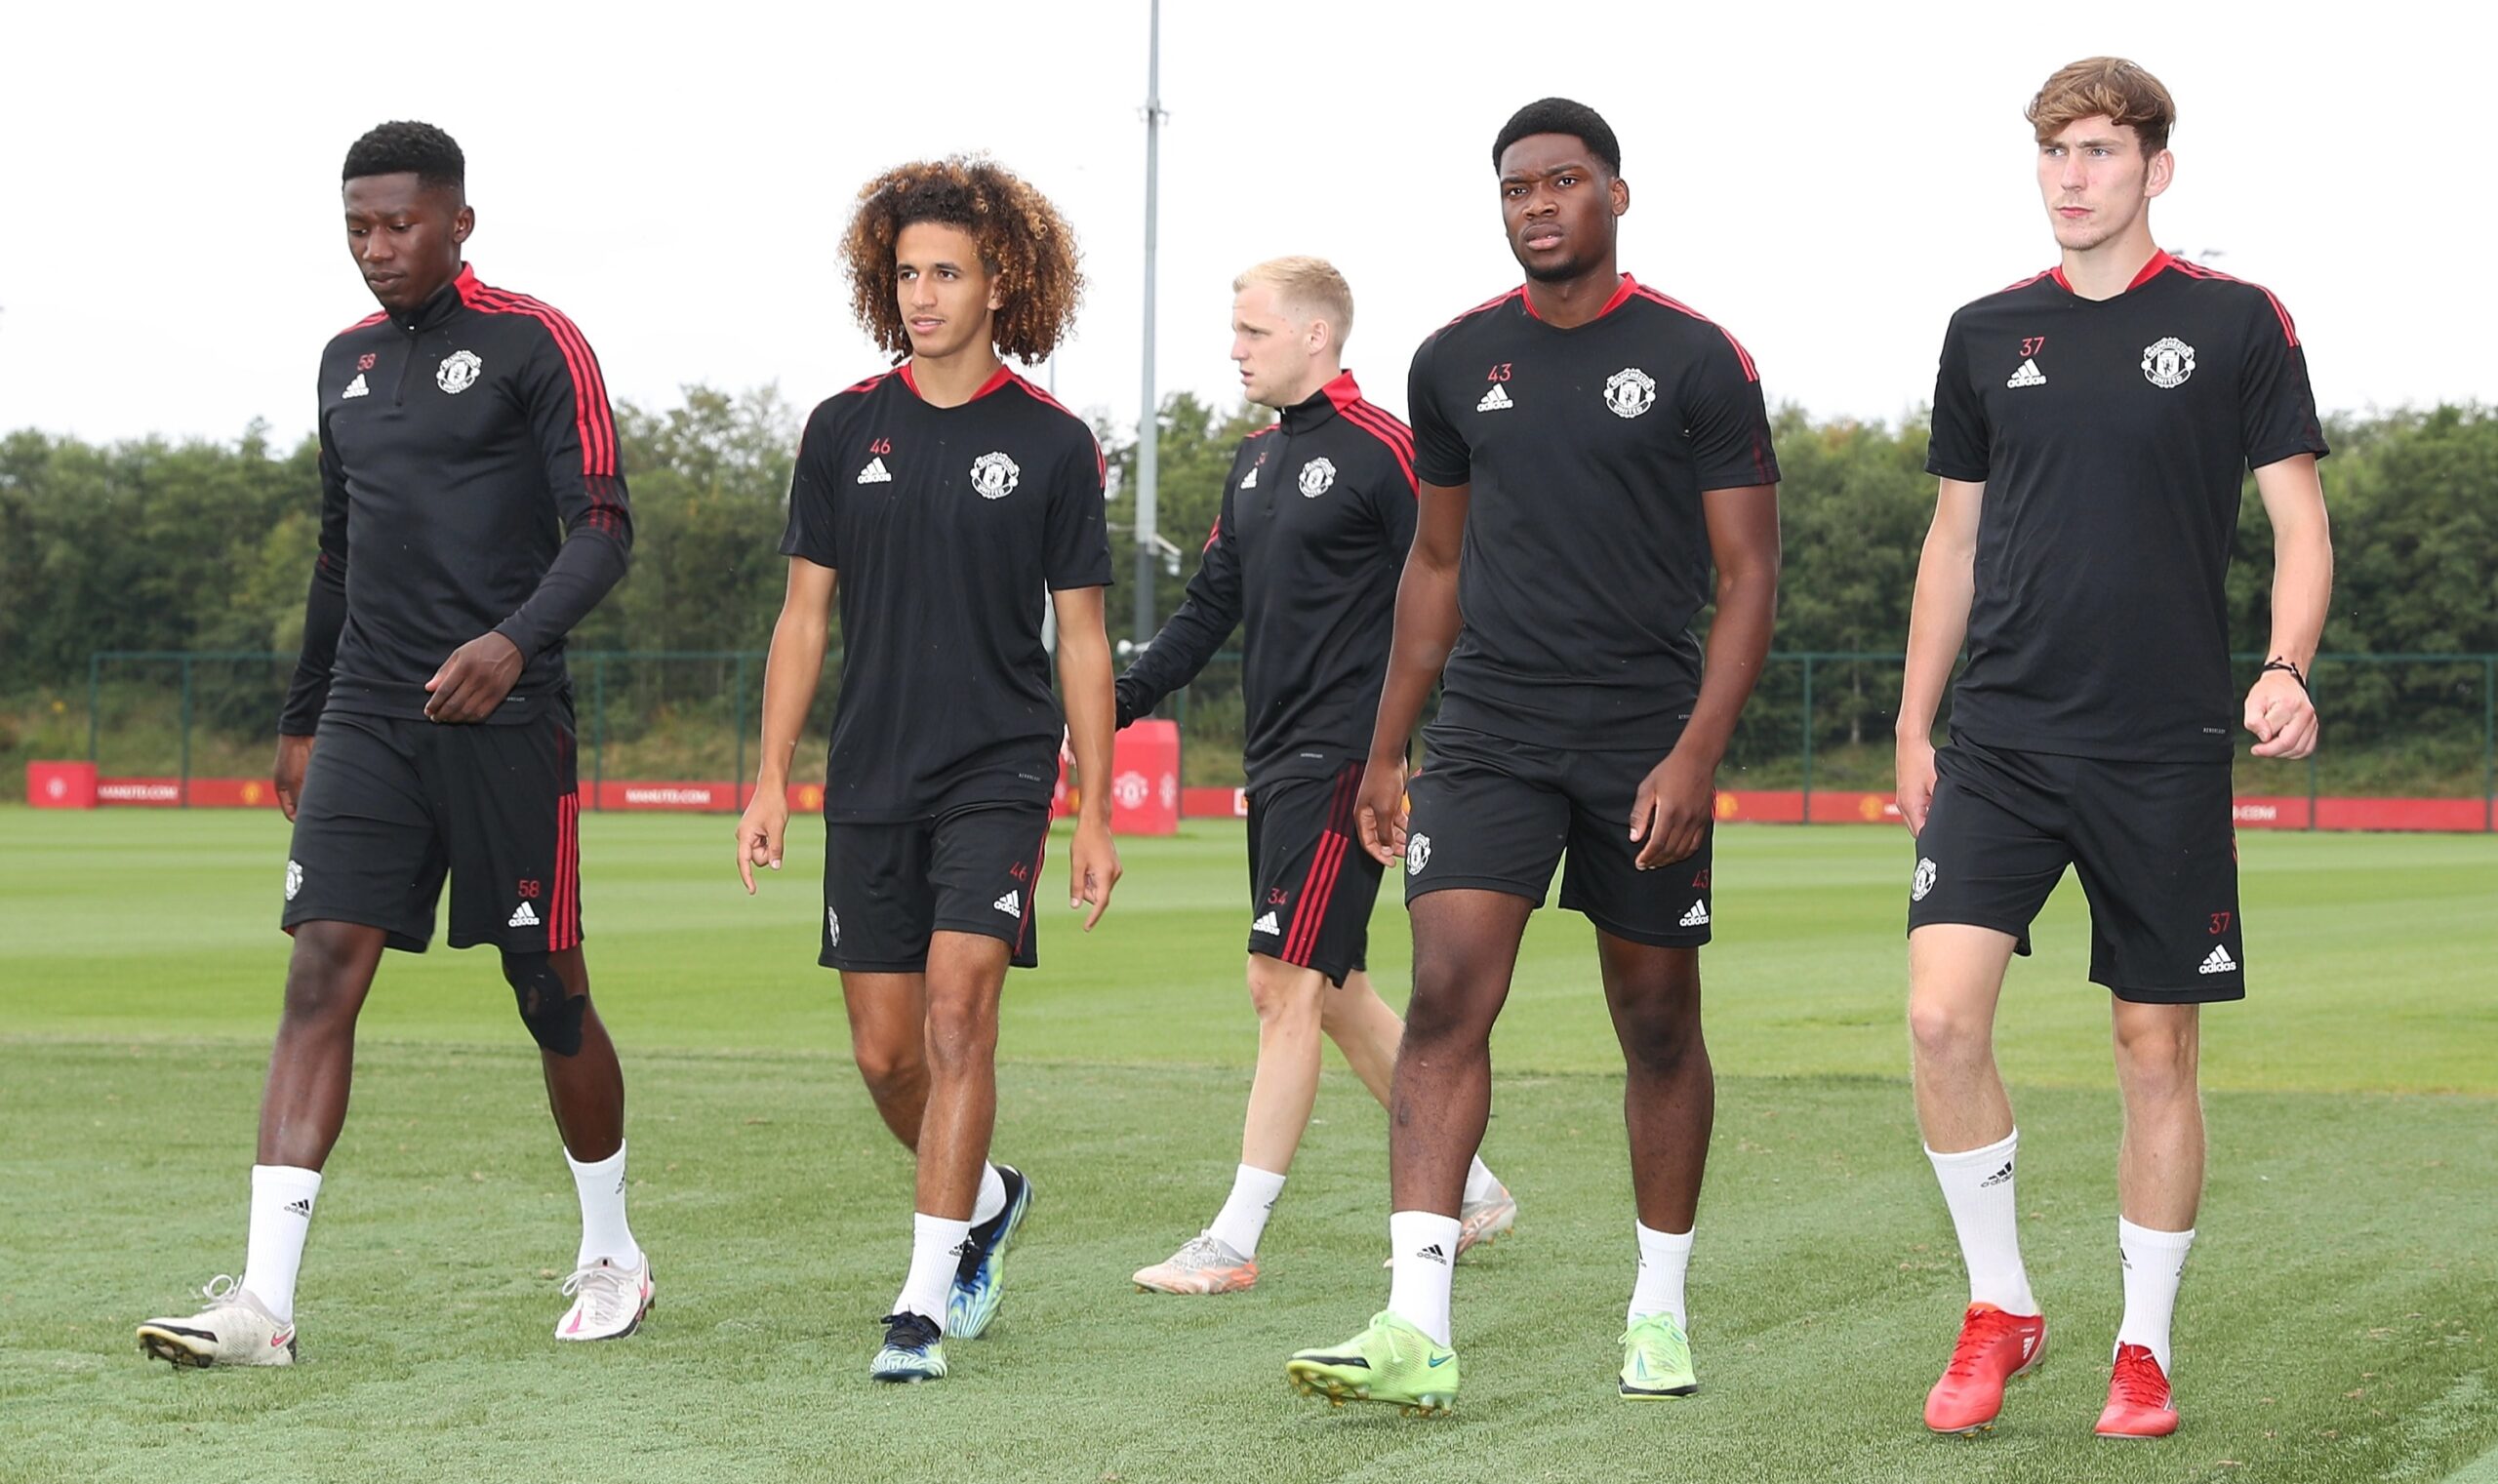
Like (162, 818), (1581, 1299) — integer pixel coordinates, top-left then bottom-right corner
(826, 908), (841, 947)
(2140, 337), (2196, 389)
(1406, 832), (1432, 876)
(970, 451), (1021, 500)
(1912, 857), (1937, 902)
(284, 859), (302, 902)
(436, 349), (483, 394)
(1603, 367), (1657, 419)
(1297, 457), (1337, 498)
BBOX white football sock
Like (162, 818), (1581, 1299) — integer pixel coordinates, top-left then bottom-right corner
(565, 1142), (641, 1270)
(1628, 1222), (1694, 1328)
(1926, 1129), (2037, 1315)
(238, 1164), (321, 1325)
(1463, 1155), (1503, 1207)
(2115, 1218), (2196, 1374)
(1386, 1210), (1460, 1347)
(971, 1163), (1008, 1227)
(1207, 1164), (1287, 1258)
(894, 1213), (973, 1328)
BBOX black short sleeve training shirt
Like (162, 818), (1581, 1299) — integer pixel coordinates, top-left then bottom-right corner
(1406, 275), (1779, 749)
(1927, 251), (2328, 761)
(782, 364), (1112, 821)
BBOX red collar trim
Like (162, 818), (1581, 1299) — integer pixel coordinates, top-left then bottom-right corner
(2049, 249), (2174, 297)
(897, 360), (1015, 403)
(1521, 271), (1637, 323)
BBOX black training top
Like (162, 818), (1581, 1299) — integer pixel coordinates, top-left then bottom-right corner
(1115, 372), (1417, 789)
(782, 363), (1112, 822)
(1926, 250), (2328, 762)
(280, 264), (633, 732)
(1407, 274), (1780, 749)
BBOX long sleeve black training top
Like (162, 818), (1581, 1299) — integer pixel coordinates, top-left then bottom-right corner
(1116, 372), (1416, 789)
(281, 264), (632, 733)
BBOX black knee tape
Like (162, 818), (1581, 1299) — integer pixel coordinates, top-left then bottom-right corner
(502, 953), (586, 1056)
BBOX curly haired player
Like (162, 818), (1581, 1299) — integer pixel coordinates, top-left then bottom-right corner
(735, 156), (1117, 1384)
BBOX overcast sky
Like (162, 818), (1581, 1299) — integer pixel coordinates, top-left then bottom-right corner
(2, 0), (2484, 453)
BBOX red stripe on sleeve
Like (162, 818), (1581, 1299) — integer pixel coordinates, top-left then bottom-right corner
(1630, 287), (1759, 382)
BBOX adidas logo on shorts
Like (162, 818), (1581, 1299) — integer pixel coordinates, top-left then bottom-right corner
(507, 901), (540, 928)
(993, 890), (1022, 917)
(1679, 900), (1710, 928)
(1251, 910), (1281, 936)
(2198, 944), (2236, 975)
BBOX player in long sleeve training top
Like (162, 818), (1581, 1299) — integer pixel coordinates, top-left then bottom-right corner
(1897, 59), (2331, 1441)
(1115, 259), (1515, 1299)
(733, 157), (1119, 1384)
(141, 122), (650, 1368)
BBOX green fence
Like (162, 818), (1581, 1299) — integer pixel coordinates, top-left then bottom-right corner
(78, 649), (2498, 826)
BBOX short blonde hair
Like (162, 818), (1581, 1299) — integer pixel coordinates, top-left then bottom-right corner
(2027, 57), (2176, 156)
(1233, 256), (1354, 349)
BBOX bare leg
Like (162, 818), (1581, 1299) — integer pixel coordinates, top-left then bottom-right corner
(841, 970), (932, 1151)
(913, 931), (1012, 1220)
(255, 921), (389, 1170)
(1907, 924), (2021, 1152)
(1594, 933), (1712, 1232)
(532, 946), (624, 1161)
(1319, 969), (1407, 1107)
(2111, 1001), (2203, 1229)
(1238, 955), (1329, 1174)
(1389, 890), (1531, 1216)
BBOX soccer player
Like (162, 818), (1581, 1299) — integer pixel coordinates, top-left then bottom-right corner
(138, 122), (647, 1366)
(733, 157), (1118, 1384)
(1898, 58), (2331, 1439)
(1116, 258), (1515, 1297)
(1286, 99), (1781, 1413)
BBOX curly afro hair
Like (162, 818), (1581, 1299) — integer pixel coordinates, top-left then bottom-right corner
(842, 156), (1085, 364)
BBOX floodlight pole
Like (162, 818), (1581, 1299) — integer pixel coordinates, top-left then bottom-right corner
(1133, 0), (1165, 643)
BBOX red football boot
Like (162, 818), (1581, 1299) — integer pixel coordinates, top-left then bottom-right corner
(2094, 1343), (2180, 1438)
(1924, 1302), (2048, 1434)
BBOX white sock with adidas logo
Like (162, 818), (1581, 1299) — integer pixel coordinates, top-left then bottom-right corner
(1926, 1128), (2037, 1314)
(240, 1164), (322, 1325)
(1386, 1210), (1461, 1347)
(894, 1212), (974, 1330)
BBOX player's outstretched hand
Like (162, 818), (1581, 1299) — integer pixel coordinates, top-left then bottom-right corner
(423, 632), (525, 723)
(1355, 752), (1408, 867)
(1070, 817), (1121, 931)
(1895, 735), (1939, 835)
(1630, 746), (1713, 869)
(273, 734), (317, 822)
(736, 790), (790, 895)
(2244, 668), (2319, 759)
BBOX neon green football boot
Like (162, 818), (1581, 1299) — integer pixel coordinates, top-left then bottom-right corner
(1285, 1310), (1460, 1417)
(1619, 1311), (1699, 1398)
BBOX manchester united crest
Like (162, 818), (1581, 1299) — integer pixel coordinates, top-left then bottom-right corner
(1603, 366), (1657, 419)
(2140, 337), (2196, 389)
(1298, 457), (1337, 498)
(970, 451), (1021, 500)
(436, 349), (483, 394)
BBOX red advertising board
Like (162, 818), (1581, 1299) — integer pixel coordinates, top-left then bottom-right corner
(25, 761), (98, 809)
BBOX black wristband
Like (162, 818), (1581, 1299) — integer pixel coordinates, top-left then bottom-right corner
(2259, 658), (2311, 697)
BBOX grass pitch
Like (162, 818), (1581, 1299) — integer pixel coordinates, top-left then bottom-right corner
(1, 807), (2493, 1483)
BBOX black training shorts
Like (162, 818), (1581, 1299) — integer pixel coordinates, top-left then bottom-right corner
(1402, 725), (1713, 947)
(1244, 761), (1381, 985)
(282, 708), (583, 954)
(820, 803), (1051, 973)
(1907, 738), (2245, 1003)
